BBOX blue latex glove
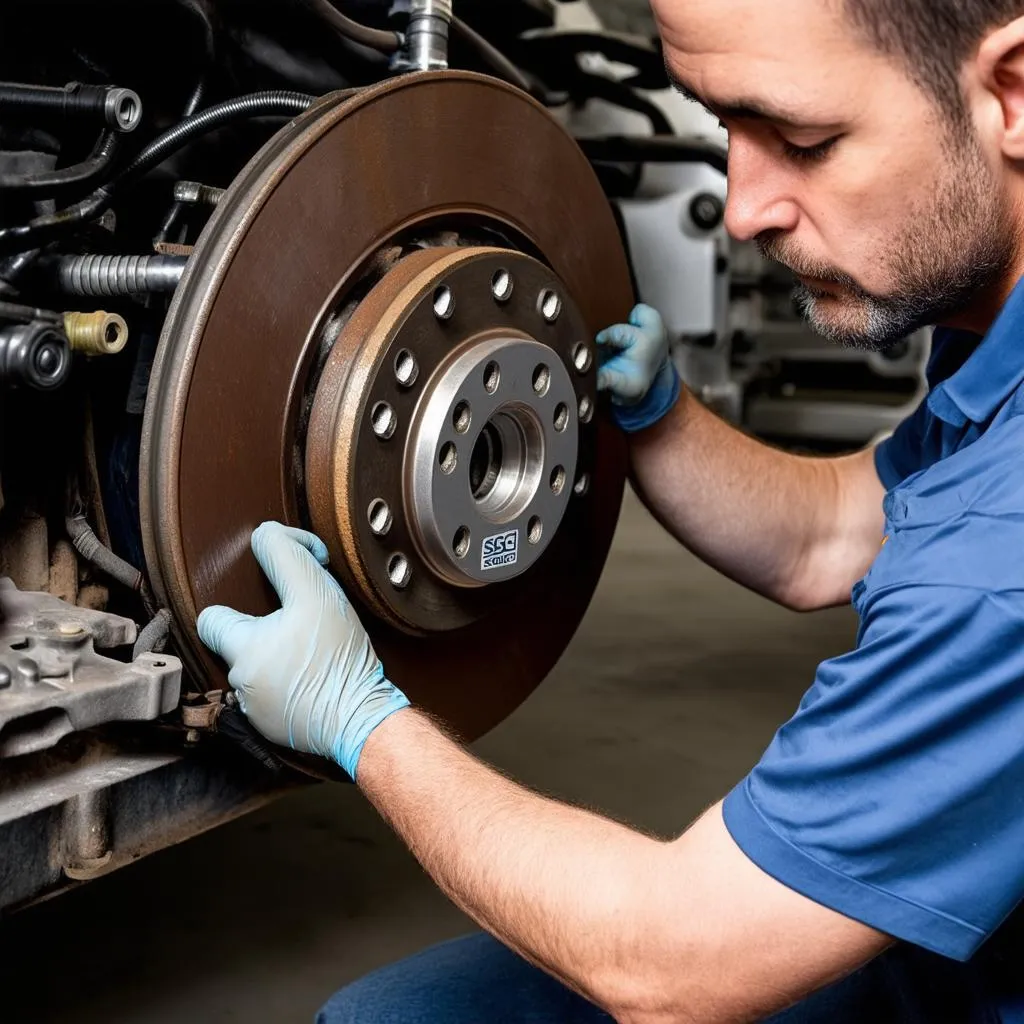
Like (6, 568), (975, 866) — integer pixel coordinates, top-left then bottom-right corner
(596, 303), (681, 433)
(196, 522), (410, 780)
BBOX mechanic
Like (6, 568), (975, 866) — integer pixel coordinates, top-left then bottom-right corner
(196, 0), (1024, 1020)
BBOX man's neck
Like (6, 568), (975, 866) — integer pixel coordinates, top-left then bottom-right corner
(939, 254), (1024, 336)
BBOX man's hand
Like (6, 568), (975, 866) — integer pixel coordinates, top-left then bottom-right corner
(596, 303), (682, 433)
(196, 521), (410, 779)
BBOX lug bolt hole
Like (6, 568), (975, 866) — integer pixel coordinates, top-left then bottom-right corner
(439, 442), (458, 475)
(532, 364), (550, 396)
(553, 403), (570, 432)
(492, 269), (514, 303)
(528, 516), (543, 545)
(395, 349), (419, 388)
(433, 285), (455, 320)
(453, 526), (471, 559)
(387, 553), (411, 589)
(539, 289), (562, 323)
(550, 465), (566, 496)
(368, 499), (393, 537)
(483, 361), (501, 395)
(572, 343), (593, 374)
(453, 401), (472, 434)
(371, 401), (396, 440)
(578, 395), (594, 423)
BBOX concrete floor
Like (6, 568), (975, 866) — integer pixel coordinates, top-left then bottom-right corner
(0, 489), (857, 1023)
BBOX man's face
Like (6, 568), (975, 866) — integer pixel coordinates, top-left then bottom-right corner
(652, 0), (1018, 349)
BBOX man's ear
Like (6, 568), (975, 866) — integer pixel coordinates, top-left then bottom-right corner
(975, 15), (1024, 160)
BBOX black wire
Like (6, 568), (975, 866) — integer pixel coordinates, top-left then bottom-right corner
(179, 0), (217, 119)
(299, 0), (401, 54)
(0, 130), (120, 195)
(450, 16), (537, 97)
(0, 91), (316, 257)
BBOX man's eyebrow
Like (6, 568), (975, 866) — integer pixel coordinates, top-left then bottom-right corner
(663, 64), (830, 130)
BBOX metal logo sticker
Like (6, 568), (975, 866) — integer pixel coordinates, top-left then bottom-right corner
(481, 529), (519, 571)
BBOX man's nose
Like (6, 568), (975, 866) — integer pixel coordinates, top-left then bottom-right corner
(724, 135), (801, 242)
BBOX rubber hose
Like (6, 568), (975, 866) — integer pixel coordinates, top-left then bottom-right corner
(179, 0), (217, 118)
(300, 0), (401, 54)
(66, 514), (144, 594)
(0, 92), (316, 256)
(0, 130), (120, 195)
(451, 16), (536, 96)
(133, 608), (172, 659)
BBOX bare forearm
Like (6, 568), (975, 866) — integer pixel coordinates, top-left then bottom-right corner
(358, 708), (666, 1015)
(629, 388), (883, 610)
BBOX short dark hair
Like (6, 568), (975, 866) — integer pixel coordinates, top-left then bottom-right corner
(844, 0), (1024, 120)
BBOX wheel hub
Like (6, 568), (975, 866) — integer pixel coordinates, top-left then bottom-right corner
(307, 246), (594, 632)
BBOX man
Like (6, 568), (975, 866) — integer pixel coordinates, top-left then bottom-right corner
(197, 0), (1024, 1020)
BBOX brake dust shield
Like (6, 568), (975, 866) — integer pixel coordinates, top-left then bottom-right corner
(140, 71), (634, 744)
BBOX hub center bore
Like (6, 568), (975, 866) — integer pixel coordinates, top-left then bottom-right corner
(406, 332), (577, 588)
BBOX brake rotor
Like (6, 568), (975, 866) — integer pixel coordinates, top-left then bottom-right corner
(141, 71), (633, 743)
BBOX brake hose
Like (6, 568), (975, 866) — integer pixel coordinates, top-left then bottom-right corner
(0, 91), (316, 256)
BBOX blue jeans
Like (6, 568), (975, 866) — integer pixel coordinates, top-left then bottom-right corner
(316, 932), (1003, 1023)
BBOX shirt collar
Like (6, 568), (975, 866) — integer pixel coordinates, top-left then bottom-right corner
(928, 274), (1024, 429)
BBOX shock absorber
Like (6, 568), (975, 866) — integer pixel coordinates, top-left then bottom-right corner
(391, 0), (453, 72)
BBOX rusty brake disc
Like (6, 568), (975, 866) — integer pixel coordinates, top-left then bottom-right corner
(140, 71), (634, 745)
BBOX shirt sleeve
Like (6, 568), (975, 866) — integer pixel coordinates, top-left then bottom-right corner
(723, 577), (1024, 961)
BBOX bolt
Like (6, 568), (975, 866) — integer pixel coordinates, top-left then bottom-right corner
(58, 623), (85, 636)
(173, 180), (225, 207)
(185, 729), (200, 745)
(0, 666), (10, 689)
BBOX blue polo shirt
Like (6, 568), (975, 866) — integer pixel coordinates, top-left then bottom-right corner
(723, 277), (1024, 983)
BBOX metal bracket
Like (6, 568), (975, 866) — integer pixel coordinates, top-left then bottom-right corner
(0, 578), (181, 758)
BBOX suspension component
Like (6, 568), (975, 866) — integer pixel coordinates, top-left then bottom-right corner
(392, 0), (453, 72)
(56, 254), (187, 297)
(0, 81), (142, 133)
(0, 321), (71, 390)
(63, 310), (129, 356)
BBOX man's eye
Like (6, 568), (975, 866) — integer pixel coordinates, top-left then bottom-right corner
(781, 135), (840, 164)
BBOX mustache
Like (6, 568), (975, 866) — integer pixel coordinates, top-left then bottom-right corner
(755, 231), (869, 297)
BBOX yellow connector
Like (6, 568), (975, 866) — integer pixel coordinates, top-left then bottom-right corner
(63, 311), (129, 357)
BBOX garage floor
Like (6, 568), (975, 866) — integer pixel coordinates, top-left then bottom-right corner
(0, 488), (857, 1023)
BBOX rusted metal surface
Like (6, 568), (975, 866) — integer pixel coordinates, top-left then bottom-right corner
(141, 71), (633, 743)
